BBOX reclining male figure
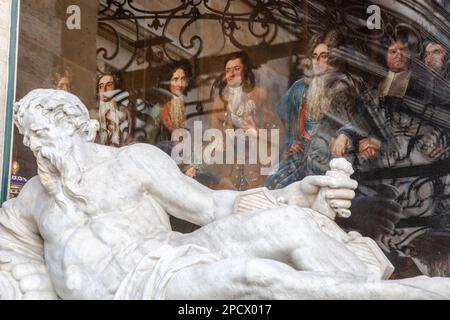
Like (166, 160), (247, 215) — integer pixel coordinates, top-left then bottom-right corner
(1, 89), (449, 300)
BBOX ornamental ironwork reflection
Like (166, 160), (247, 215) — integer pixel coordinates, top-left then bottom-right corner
(97, 0), (309, 74)
(96, 0), (450, 263)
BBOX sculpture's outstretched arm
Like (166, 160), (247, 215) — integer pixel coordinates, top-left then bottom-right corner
(0, 177), (57, 300)
(133, 144), (239, 226)
(135, 144), (357, 225)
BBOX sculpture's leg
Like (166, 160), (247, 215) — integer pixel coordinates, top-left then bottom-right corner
(171, 206), (366, 276)
(163, 257), (450, 299)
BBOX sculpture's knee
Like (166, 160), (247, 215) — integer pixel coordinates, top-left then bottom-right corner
(238, 259), (292, 299)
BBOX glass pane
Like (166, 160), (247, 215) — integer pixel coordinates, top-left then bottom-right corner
(10, 0), (450, 277)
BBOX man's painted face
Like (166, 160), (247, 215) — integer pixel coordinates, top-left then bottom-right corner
(425, 43), (446, 71)
(311, 43), (330, 75)
(170, 68), (187, 97)
(386, 41), (409, 72)
(225, 58), (244, 88)
(56, 77), (71, 92)
(98, 75), (116, 102)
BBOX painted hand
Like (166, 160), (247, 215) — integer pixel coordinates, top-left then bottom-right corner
(287, 141), (304, 155)
(359, 137), (381, 160)
(240, 116), (257, 136)
(331, 134), (351, 157)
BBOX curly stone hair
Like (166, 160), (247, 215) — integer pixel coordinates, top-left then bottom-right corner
(14, 89), (99, 142)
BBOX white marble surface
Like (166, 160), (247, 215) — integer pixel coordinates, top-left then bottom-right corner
(1, 89), (450, 300)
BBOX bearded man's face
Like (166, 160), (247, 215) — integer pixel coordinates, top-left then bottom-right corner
(98, 75), (116, 102)
(21, 111), (73, 163)
(311, 43), (330, 76)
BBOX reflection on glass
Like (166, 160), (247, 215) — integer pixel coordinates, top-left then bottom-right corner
(7, 0), (450, 277)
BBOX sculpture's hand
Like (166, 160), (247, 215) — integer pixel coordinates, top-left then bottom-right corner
(0, 256), (21, 299)
(0, 255), (58, 300)
(13, 262), (58, 300)
(280, 159), (357, 214)
(299, 174), (357, 217)
(302, 159), (357, 216)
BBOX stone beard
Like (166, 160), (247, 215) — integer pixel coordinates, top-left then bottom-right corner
(5, 89), (450, 300)
(35, 138), (87, 224)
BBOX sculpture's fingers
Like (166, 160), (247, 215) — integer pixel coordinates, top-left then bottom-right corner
(12, 263), (47, 280)
(0, 255), (12, 264)
(0, 255), (13, 272)
(326, 189), (355, 200)
(308, 175), (358, 190)
(19, 274), (53, 292)
(0, 254), (32, 266)
(329, 200), (352, 209)
(22, 291), (58, 300)
(336, 209), (351, 218)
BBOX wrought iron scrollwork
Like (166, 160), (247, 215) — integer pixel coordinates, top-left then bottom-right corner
(97, 3), (141, 74)
(98, 0), (309, 70)
(96, 0), (450, 263)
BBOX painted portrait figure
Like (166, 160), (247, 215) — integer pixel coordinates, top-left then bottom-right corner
(264, 30), (359, 190)
(422, 40), (450, 109)
(141, 60), (192, 149)
(209, 51), (282, 191)
(96, 74), (132, 147)
(335, 34), (450, 278)
(51, 68), (73, 93)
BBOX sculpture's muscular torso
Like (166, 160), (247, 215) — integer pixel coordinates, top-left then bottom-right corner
(13, 123), (225, 299)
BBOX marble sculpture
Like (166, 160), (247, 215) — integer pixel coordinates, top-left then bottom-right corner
(0, 89), (449, 300)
